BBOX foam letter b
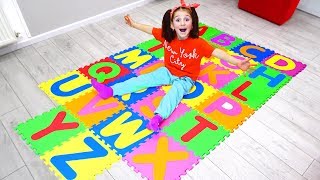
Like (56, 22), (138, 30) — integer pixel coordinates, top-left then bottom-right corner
(211, 34), (235, 46)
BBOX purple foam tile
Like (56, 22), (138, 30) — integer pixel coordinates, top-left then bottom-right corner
(262, 54), (307, 77)
(133, 59), (164, 76)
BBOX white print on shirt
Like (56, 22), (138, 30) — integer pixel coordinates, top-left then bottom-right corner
(164, 41), (178, 55)
(164, 40), (199, 70)
(170, 55), (186, 70)
(180, 48), (199, 59)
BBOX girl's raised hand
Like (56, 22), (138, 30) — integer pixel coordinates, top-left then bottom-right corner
(124, 14), (135, 27)
(237, 58), (257, 76)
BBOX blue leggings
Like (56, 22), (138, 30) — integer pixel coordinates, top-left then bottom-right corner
(111, 67), (194, 119)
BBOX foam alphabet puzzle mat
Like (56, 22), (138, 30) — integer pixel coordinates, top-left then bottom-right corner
(15, 22), (306, 180)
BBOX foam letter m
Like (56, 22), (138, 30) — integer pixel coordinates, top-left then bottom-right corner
(111, 47), (156, 70)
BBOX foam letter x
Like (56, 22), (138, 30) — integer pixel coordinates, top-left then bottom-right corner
(132, 136), (189, 180)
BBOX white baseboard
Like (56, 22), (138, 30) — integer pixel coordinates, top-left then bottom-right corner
(0, 0), (154, 56)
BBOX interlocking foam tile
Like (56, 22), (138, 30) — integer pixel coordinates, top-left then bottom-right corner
(124, 132), (199, 180)
(90, 109), (156, 156)
(133, 59), (164, 76)
(107, 72), (136, 87)
(162, 81), (217, 109)
(78, 57), (131, 85)
(15, 106), (86, 155)
(221, 64), (292, 110)
(160, 104), (190, 129)
(198, 61), (238, 89)
(262, 53), (307, 77)
(199, 23), (222, 42)
(39, 70), (92, 105)
(130, 89), (191, 129)
(130, 89), (165, 120)
(210, 32), (245, 50)
(41, 130), (120, 180)
(232, 41), (275, 63)
(163, 110), (230, 158)
(110, 46), (158, 71)
(64, 89), (126, 128)
(102, 73), (152, 106)
(116, 86), (159, 105)
(204, 50), (257, 75)
(195, 91), (254, 132)
(137, 39), (164, 58)
(16, 22), (307, 180)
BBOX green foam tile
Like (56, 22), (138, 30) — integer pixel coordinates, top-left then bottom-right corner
(163, 109), (230, 158)
(221, 64), (292, 109)
(199, 23), (223, 42)
(137, 39), (164, 58)
(15, 106), (86, 155)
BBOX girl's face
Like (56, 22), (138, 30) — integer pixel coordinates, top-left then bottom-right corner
(171, 9), (193, 40)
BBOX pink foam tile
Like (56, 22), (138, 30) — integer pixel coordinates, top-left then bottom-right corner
(198, 62), (238, 89)
(130, 90), (165, 119)
(124, 132), (199, 180)
(130, 90), (190, 128)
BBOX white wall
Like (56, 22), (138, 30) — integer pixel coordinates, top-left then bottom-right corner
(0, 0), (154, 56)
(16, 0), (143, 36)
(298, 0), (320, 17)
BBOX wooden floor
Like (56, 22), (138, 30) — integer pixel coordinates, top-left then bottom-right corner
(1, 0), (320, 179)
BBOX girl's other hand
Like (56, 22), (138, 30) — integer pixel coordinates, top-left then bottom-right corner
(124, 14), (135, 27)
(237, 58), (257, 75)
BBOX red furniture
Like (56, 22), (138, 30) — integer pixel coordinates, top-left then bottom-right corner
(238, 0), (300, 25)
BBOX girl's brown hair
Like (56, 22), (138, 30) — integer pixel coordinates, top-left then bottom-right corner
(161, 7), (199, 42)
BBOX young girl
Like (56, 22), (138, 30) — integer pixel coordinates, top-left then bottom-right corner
(91, 0), (252, 131)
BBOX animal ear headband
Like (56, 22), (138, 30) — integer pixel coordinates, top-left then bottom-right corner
(170, 0), (200, 18)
